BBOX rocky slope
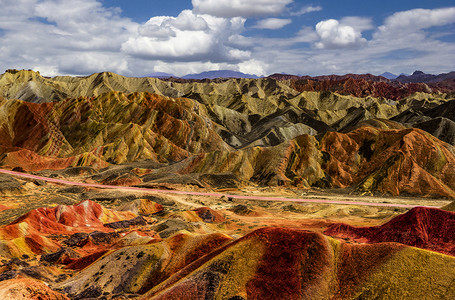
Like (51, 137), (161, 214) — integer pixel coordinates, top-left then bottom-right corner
(0, 196), (454, 299)
(0, 69), (454, 198)
(139, 227), (455, 300)
(325, 207), (455, 256)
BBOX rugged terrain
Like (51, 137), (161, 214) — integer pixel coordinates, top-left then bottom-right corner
(1, 69), (455, 197)
(0, 69), (454, 299)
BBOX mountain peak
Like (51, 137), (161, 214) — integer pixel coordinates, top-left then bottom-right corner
(4, 69), (41, 77)
(379, 72), (398, 79)
(412, 70), (425, 76)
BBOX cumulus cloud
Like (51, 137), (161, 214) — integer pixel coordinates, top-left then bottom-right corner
(122, 11), (249, 62)
(122, 31), (216, 61)
(170, 10), (209, 31)
(252, 18), (292, 30)
(136, 10), (209, 39)
(286, 8), (455, 75)
(192, 0), (293, 18)
(314, 19), (367, 49)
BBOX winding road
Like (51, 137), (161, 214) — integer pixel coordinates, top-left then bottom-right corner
(0, 168), (435, 209)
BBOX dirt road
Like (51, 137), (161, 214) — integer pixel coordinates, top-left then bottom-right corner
(0, 168), (437, 209)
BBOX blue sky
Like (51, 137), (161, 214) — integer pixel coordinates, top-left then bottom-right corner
(0, 0), (454, 77)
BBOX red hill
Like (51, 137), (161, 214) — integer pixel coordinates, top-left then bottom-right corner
(9, 200), (136, 234)
(0, 200), (137, 258)
(325, 207), (455, 256)
(140, 227), (455, 299)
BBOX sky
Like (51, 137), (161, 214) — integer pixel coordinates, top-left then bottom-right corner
(0, 0), (454, 77)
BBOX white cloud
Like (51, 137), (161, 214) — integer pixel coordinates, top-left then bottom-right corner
(57, 52), (130, 75)
(314, 19), (367, 49)
(0, 0), (36, 21)
(357, 8), (455, 75)
(228, 34), (255, 47)
(290, 5), (322, 16)
(153, 61), (223, 76)
(31, 65), (59, 77)
(252, 18), (292, 30)
(376, 7), (455, 39)
(0, 0), (136, 75)
(228, 49), (252, 60)
(34, 0), (120, 27)
(340, 16), (373, 31)
(135, 10), (209, 39)
(170, 10), (209, 31)
(192, 0), (293, 18)
(138, 23), (176, 39)
(151, 58), (267, 77)
(296, 26), (318, 42)
(238, 59), (267, 76)
(0, 1), (454, 78)
(122, 30), (216, 61)
(122, 11), (249, 63)
(257, 8), (455, 76)
(373, 7), (455, 48)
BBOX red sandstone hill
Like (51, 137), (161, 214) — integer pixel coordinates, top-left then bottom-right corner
(288, 77), (433, 100)
(136, 227), (455, 299)
(269, 72), (455, 100)
(0, 92), (232, 170)
(269, 73), (391, 82)
(325, 207), (455, 256)
(1, 199), (455, 299)
(0, 200), (137, 258)
(320, 127), (455, 198)
(9, 200), (136, 234)
(50, 225), (455, 299)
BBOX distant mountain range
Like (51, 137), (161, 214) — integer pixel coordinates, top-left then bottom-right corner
(147, 70), (261, 80)
(396, 70), (455, 83)
(181, 70), (260, 80)
(147, 69), (455, 83)
(146, 72), (175, 78)
(270, 70), (455, 85)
